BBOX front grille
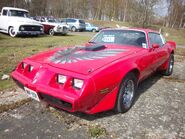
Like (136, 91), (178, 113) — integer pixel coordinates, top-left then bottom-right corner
(20, 25), (41, 31)
(39, 93), (72, 110)
(13, 78), (24, 90)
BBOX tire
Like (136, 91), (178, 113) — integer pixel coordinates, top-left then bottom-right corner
(9, 27), (17, 37)
(49, 28), (54, 36)
(115, 73), (137, 113)
(162, 54), (174, 76)
(71, 26), (76, 32)
(92, 29), (96, 33)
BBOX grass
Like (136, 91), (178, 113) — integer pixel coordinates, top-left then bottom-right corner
(88, 125), (107, 138)
(0, 33), (90, 91)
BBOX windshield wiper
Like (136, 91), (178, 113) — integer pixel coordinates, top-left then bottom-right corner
(88, 41), (96, 44)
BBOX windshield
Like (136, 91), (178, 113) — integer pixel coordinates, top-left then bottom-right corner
(90, 30), (147, 48)
(47, 18), (56, 23)
(9, 10), (29, 17)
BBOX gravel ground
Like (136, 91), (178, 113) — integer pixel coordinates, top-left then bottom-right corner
(0, 46), (185, 139)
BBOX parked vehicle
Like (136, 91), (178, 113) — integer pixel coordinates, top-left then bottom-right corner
(85, 22), (99, 32)
(61, 18), (85, 32)
(11, 28), (176, 114)
(0, 7), (43, 37)
(34, 16), (69, 36)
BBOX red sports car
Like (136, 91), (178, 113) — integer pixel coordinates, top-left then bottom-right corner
(11, 28), (176, 114)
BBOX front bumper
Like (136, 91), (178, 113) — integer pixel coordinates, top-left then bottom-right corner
(11, 70), (78, 112)
(17, 31), (44, 36)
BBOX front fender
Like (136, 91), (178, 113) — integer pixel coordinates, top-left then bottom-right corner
(85, 59), (140, 113)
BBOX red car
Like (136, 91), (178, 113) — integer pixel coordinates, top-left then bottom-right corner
(11, 28), (176, 114)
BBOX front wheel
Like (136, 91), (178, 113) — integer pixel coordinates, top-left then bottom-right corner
(49, 28), (54, 36)
(115, 73), (137, 113)
(162, 54), (174, 76)
(9, 27), (17, 37)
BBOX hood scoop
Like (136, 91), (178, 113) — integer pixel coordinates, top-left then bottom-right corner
(85, 44), (106, 51)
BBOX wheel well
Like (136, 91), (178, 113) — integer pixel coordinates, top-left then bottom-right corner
(129, 68), (140, 80)
(8, 26), (13, 32)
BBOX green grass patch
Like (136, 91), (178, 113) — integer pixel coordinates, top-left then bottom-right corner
(176, 47), (185, 57)
(0, 34), (90, 91)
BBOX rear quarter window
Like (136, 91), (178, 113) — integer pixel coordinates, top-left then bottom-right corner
(67, 19), (76, 23)
(79, 20), (85, 24)
(2, 9), (8, 16)
(149, 33), (164, 47)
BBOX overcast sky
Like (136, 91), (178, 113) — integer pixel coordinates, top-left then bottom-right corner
(154, 0), (168, 17)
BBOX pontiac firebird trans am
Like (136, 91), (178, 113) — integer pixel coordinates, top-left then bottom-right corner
(11, 28), (176, 114)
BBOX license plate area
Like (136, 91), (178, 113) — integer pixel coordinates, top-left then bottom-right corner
(24, 87), (40, 101)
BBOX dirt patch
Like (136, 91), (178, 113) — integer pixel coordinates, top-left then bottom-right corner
(176, 47), (185, 57)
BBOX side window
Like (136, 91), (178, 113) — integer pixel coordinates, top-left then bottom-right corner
(155, 34), (164, 47)
(148, 33), (154, 48)
(149, 33), (164, 47)
(2, 10), (8, 16)
(71, 19), (76, 23)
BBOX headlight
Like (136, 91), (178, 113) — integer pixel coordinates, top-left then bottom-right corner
(20, 27), (24, 31)
(40, 27), (44, 31)
(58, 75), (67, 84)
(73, 79), (84, 89)
(57, 25), (62, 29)
(28, 65), (33, 72)
(21, 62), (27, 69)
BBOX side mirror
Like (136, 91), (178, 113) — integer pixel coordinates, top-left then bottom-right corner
(152, 43), (160, 49)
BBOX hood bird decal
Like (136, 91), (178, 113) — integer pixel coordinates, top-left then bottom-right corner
(50, 46), (125, 64)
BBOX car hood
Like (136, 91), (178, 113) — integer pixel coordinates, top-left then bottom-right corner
(27, 44), (142, 75)
(9, 17), (41, 26)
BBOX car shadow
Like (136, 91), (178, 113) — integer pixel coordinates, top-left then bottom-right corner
(55, 73), (162, 121)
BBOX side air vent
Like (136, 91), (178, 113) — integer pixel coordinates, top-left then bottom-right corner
(85, 44), (106, 51)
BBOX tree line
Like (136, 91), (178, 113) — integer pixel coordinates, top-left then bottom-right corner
(0, 0), (185, 28)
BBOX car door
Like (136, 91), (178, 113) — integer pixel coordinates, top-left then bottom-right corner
(0, 9), (8, 31)
(148, 32), (169, 70)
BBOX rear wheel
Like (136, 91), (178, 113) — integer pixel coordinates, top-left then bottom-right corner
(49, 28), (54, 36)
(92, 29), (96, 33)
(9, 27), (17, 37)
(71, 26), (76, 32)
(115, 73), (137, 113)
(162, 54), (174, 76)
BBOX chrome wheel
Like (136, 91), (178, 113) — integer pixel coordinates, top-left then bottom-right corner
(162, 54), (174, 76)
(71, 26), (76, 32)
(115, 73), (137, 113)
(92, 29), (96, 33)
(169, 55), (174, 73)
(49, 29), (54, 36)
(122, 80), (134, 108)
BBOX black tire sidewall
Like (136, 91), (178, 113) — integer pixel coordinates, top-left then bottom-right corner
(9, 27), (17, 37)
(116, 73), (137, 113)
(163, 54), (174, 76)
